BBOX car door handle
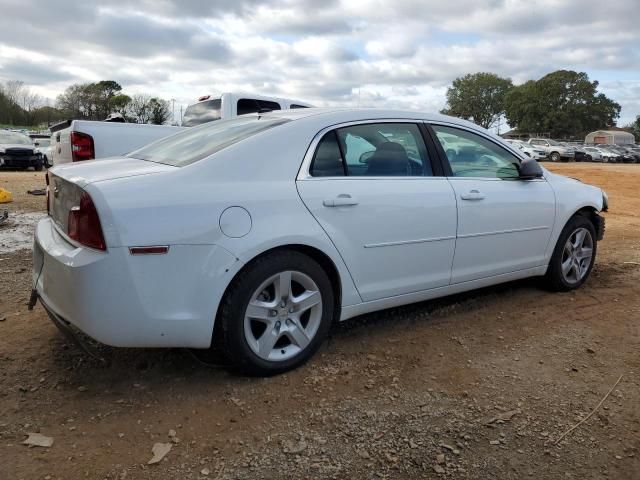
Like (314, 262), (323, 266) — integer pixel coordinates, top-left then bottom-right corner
(460, 190), (485, 201)
(323, 194), (359, 207)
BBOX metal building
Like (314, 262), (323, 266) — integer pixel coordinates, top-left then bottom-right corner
(584, 129), (635, 145)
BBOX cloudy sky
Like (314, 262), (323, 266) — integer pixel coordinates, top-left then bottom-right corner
(0, 0), (638, 126)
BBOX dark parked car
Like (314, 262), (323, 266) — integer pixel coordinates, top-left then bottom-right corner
(607, 145), (636, 163)
(615, 145), (640, 163)
(0, 130), (44, 170)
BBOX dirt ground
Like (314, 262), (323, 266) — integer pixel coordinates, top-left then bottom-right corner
(0, 164), (639, 480)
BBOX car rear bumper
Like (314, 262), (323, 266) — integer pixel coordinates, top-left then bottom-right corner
(33, 217), (240, 348)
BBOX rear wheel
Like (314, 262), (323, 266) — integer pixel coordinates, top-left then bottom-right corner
(218, 250), (334, 376)
(544, 215), (597, 291)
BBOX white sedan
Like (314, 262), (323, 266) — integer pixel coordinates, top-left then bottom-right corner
(32, 109), (608, 375)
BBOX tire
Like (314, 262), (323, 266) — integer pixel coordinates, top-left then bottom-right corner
(550, 152), (560, 162)
(34, 164), (43, 171)
(544, 215), (597, 292)
(218, 250), (334, 376)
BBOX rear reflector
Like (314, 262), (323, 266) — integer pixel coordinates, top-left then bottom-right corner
(129, 246), (169, 255)
(71, 131), (95, 162)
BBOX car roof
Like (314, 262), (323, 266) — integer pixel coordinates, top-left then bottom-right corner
(260, 107), (483, 131)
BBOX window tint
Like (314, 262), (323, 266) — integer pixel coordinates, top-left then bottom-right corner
(182, 99), (222, 127)
(337, 123), (432, 176)
(309, 131), (345, 177)
(237, 99), (282, 115)
(432, 125), (520, 179)
(128, 116), (290, 167)
(290, 104), (308, 109)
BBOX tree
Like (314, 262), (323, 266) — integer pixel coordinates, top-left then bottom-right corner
(127, 94), (153, 123)
(148, 98), (171, 125)
(623, 116), (640, 140)
(504, 70), (621, 137)
(441, 72), (513, 129)
(56, 80), (129, 120)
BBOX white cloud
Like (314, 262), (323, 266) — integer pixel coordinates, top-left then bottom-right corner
(0, 0), (638, 124)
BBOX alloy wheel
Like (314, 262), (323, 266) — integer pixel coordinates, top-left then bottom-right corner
(561, 227), (594, 284)
(243, 270), (323, 362)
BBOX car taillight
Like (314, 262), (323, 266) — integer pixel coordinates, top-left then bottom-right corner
(67, 192), (106, 250)
(71, 131), (95, 162)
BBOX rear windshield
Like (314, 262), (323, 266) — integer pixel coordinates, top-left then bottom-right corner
(127, 116), (290, 167)
(182, 99), (222, 127)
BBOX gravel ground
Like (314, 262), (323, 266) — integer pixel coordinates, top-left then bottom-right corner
(0, 164), (639, 479)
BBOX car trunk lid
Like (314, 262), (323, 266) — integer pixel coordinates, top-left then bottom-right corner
(47, 157), (176, 235)
(49, 157), (177, 188)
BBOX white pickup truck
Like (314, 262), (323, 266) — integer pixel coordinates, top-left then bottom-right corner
(182, 92), (311, 126)
(51, 92), (312, 165)
(50, 120), (183, 165)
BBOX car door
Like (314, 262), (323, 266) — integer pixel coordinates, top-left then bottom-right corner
(429, 123), (556, 284)
(296, 121), (457, 302)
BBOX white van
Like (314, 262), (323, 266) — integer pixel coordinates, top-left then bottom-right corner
(182, 92), (312, 127)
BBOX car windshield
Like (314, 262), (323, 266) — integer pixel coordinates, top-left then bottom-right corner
(546, 139), (560, 146)
(0, 131), (32, 145)
(182, 99), (222, 127)
(128, 115), (290, 167)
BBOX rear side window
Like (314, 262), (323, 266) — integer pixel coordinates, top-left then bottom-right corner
(128, 116), (290, 167)
(310, 131), (345, 177)
(182, 99), (222, 127)
(237, 99), (282, 115)
(310, 123), (432, 177)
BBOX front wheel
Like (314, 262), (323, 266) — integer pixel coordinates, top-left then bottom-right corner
(549, 152), (560, 162)
(544, 215), (597, 291)
(218, 250), (334, 376)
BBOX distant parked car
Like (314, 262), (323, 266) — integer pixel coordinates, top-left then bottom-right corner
(613, 145), (640, 163)
(590, 146), (621, 163)
(0, 130), (44, 170)
(528, 138), (575, 162)
(30, 134), (54, 168)
(561, 143), (591, 162)
(583, 147), (604, 162)
(505, 139), (546, 160)
(33, 108), (607, 375)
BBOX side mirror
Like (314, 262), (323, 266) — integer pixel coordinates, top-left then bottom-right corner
(519, 158), (543, 180)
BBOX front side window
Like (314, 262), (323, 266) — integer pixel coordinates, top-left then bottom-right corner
(128, 116), (290, 167)
(432, 125), (520, 179)
(310, 123), (432, 177)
